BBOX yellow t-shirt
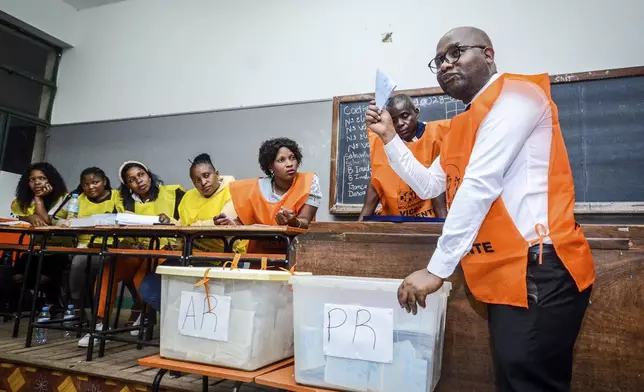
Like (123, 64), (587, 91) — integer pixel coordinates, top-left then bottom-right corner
(75, 191), (120, 246)
(116, 184), (186, 248)
(11, 195), (67, 220)
(178, 176), (247, 253)
(10, 195), (70, 246)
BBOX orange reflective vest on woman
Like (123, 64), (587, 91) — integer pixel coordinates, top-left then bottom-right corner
(229, 172), (315, 253)
(369, 120), (450, 216)
(440, 73), (595, 308)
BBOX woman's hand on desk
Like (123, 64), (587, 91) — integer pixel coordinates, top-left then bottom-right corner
(158, 213), (171, 224)
(26, 214), (48, 227)
(213, 213), (236, 226)
(275, 207), (295, 226)
(365, 100), (397, 144)
(397, 269), (445, 315)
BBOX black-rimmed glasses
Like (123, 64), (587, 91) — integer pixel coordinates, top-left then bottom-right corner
(428, 45), (487, 74)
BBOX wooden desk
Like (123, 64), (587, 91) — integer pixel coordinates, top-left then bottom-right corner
(0, 224), (304, 359)
(255, 365), (335, 391)
(295, 222), (644, 392)
(138, 354), (293, 392)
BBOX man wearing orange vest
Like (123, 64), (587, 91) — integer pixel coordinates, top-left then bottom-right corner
(359, 94), (449, 220)
(366, 27), (594, 392)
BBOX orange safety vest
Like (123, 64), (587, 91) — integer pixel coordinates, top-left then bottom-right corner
(369, 120), (450, 217)
(229, 172), (315, 253)
(440, 73), (595, 308)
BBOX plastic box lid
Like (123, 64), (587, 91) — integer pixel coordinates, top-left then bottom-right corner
(156, 265), (311, 281)
(290, 275), (452, 294)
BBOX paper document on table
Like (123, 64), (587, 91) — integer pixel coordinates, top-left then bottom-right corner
(0, 220), (28, 226)
(375, 69), (397, 109)
(115, 213), (160, 226)
(68, 214), (117, 227)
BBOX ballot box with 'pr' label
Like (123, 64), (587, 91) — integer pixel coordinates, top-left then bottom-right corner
(290, 275), (451, 392)
(157, 266), (310, 371)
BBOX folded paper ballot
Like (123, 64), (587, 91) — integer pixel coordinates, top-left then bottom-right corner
(376, 69), (397, 109)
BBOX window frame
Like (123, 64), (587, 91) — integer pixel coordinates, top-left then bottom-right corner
(0, 19), (62, 174)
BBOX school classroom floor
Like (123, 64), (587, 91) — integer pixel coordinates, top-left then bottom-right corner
(0, 311), (279, 392)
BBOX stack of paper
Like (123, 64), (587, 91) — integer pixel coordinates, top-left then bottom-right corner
(0, 220), (29, 227)
(115, 213), (160, 226)
(67, 214), (117, 227)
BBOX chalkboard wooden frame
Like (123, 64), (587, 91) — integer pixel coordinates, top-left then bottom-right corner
(329, 66), (644, 215)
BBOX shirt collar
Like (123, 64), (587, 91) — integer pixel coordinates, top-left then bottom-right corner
(470, 72), (501, 104)
(131, 192), (150, 204)
(412, 121), (426, 141)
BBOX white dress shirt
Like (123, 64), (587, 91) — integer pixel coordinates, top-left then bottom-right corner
(384, 73), (553, 278)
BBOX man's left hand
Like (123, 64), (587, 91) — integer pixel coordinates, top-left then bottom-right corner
(397, 269), (445, 315)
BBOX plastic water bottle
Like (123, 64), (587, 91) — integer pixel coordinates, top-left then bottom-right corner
(35, 306), (50, 345)
(63, 304), (75, 339)
(66, 194), (80, 219)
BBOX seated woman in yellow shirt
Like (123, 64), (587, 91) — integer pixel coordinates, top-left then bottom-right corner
(139, 153), (246, 310)
(66, 167), (142, 320)
(220, 138), (322, 253)
(7, 162), (68, 312)
(79, 161), (185, 347)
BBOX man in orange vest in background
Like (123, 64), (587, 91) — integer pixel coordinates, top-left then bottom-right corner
(359, 94), (449, 220)
(366, 27), (594, 392)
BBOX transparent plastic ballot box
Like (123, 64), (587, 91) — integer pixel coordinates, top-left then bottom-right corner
(158, 266), (310, 371)
(290, 275), (451, 392)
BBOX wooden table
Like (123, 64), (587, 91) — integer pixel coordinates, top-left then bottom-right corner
(138, 354), (294, 392)
(294, 222), (644, 392)
(255, 365), (336, 391)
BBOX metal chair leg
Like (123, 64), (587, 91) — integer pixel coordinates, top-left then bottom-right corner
(152, 369), (168, 392)
(13, 237), (35, 338)
(113, 281), (125, 329)
(231, 381), (243, 392)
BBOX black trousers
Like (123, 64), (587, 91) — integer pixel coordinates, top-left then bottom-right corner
(487, 245), (591, 392)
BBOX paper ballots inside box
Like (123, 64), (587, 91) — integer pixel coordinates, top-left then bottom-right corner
(228, 309), (254, 346)
(298, 326), (326, 371)
(178, 291), (231, 341)
(375, 69), (397, 109)
(323, 304), (394, 363)
(115, 213), (160, 226)
(324, 356), (371, 391)
(381, 340), (428, 392)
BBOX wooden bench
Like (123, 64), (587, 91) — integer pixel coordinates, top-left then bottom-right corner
(138, 354), (294, 392)
(255, 365), (336, 391)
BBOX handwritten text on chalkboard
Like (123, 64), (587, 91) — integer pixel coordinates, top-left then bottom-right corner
(178, 291), (231, 341)
(323, 303), (394, 363)
(334, 94), (466, 209)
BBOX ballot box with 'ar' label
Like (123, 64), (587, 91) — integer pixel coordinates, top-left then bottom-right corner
(158, 266), (310, 371)
(290, 275), (451, 392)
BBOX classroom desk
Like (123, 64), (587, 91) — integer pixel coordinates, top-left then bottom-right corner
(0, 224), (304, 361)
(294, 222), (644, 392)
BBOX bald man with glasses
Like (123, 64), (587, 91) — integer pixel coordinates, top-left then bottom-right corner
(366, 26), (594, 392)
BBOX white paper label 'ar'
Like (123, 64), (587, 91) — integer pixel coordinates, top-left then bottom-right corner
(178, 291), (231, 342)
